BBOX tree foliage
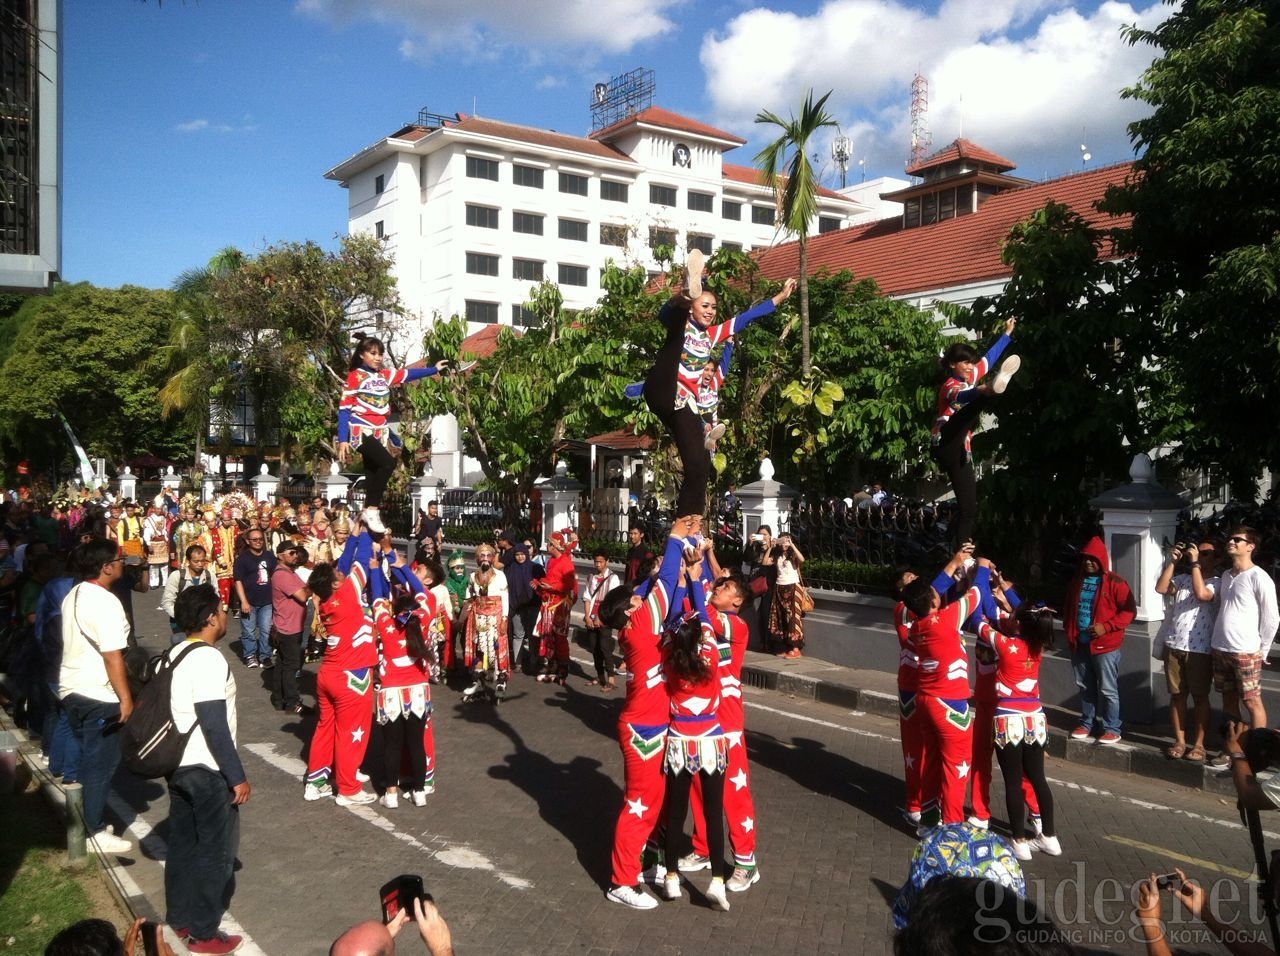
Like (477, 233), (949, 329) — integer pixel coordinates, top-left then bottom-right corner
(0, 283), (181, 472)
(1101, 0), (1280, 495)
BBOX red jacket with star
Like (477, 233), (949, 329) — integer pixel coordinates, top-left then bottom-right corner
(909, 585), (980, 699)
(319, 564), (377, 672)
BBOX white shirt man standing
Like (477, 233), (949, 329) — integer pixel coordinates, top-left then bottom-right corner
(59, 538), (134, 854)
(1210, 526), (1279, 734)
(161, 544), (215, 643)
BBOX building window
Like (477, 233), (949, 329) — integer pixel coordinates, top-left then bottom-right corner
(466, 156), (499, 181)
(465, 301), (499, 324)
(722, 201), (742, 221)
(466, 204), (499, 229)
(465, 252), (499, 276)
(721, 241), (743, 253)
(512, 305), (539, 328)
(751, 205), (775, 225)
(688, 191), (714, 213)
(513, 164), (544, 188)
(818, 216), (841, 234)
(559, 172), (589, 196)
(512, 211), (544, 235)
(648, 227), (676, 250)
(512, 258), (544, 281)
(650, 184), (677, 207)
(904, 198), (921, 228)
(374, 174), (385, 195)
(558, 218), (588, 242)
(938, 188), (956, 221)
(600, 180), (629, 203)
(687, 234), (713, 255)
(600, 223), (628, 247)
(374, 221), (385, 239)
(558, 264), (589, 286)
(922, 193), (938, 226)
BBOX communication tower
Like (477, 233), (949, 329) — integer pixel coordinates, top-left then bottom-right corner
(909, 72), (932, 169)
(590, 68), (656, 131)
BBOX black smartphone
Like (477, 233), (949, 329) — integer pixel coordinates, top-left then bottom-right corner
(140, 922), (160, 956)
(379, 874), (431, 923)
(1156, 873), (1182, 891)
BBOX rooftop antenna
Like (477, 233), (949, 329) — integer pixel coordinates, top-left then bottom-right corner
(589, 67), (656, 131)
(858, 157), (866, 183)
(910, 72), (932, 168)
(831, 132), (853, 189)
(1080, 143), (1091, 168)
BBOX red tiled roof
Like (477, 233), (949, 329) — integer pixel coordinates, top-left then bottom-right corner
(453, 115), (634, 163)
(591, 106), (746, 147)
(584, 428), (656, 451)
(906, 138), (1017, 176)
(754, 163), (1133, 298)
(460, 325), (507, 359)
(722, 162), (846, 202)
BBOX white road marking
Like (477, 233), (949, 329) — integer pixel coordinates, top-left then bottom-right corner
(242, 742), (533, 890)
(107, 795), (268, 955)
(741, 697), (1280, 840)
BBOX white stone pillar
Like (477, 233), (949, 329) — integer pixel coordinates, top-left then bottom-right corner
(161, 466), (181, 497)
(538, 461), (586, 544)
(117, 467), (137, 503)
(250, 463), (279, 506)
(735, 458), (798, 540)
(317, 461), (352, 509)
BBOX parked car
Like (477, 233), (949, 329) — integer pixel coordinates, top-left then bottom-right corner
(460, 490), (505, 528)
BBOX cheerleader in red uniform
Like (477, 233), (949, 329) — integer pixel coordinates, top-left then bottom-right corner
(370, 552), (438, 809)
(336, 333), (448, 535)
(660, 558), (731, 912)
(976, 592), (1060, 862)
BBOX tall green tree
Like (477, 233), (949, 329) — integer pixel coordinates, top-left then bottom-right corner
(755, 89), (838, 378)
(1101, 0), (1280, 496)
(0, 283), (181, 472)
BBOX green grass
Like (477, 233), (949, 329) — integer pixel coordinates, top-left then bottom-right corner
(0, 769), (103, 956)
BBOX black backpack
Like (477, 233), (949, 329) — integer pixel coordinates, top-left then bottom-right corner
(119, 642), (209, 779)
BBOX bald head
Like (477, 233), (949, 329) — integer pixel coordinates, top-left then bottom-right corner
(330, 920), (394, 956)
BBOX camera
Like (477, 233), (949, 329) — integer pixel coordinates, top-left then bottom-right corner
(1155, 873), (1182, 891)
(1240, 728), (1280, 774)
(141, 922), (160, 956)
(380, 874), (432, 924)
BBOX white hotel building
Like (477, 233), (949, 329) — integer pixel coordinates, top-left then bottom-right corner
(325, 105), (867, 336)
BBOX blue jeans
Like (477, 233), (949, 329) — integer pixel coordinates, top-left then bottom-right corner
(165, 766), (239, 941)
(239, 603), (273, 663)
(1072, 644), (1122, 735)
(62, 693), (123, 834)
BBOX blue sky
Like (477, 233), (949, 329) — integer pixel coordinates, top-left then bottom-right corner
(63, 0), (1166, 290)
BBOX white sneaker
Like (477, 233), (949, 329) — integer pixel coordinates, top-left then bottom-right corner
(412, 790), (428, 807)
(1012, 839), (1033, 862)
(685, 248), (705, 299)
(86, 829), (132, 854)
(640, 862), (667, 884)
(606, 884), (659, 910)
(1028, 813), (1044, 836)
(1031, 834), (1062, 856)
(355, 770), (371, 783)
(678, 852), (710, 871)
(362, 507), (386, 535)
(706, 877), (731, 912)
(462, 682), (483, 698)
(380, 791), (399, 809)
(704, 422), (726, 450)
(991, 354), (1021, 394)
(727, 866), (760, 892)
(335, 790), (377, 807)
(661, 874), (682, 901)
(967, 815), (989, 830)
(303, 780), (333, 801)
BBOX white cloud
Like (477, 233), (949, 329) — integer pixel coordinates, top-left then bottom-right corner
(175, 119), (209, 132)
(297, 0), (679, 58)
(702, 0), (1166, 179)
(174, 118), (258, 134)
(536, 75), (566, 91)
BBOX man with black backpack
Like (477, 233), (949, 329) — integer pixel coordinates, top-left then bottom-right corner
(162, 583), (250, 956)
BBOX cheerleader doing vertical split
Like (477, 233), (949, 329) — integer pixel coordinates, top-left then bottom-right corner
(636, 249), (795, 527)
(931, 318), (1020, 547)
(336, 333), (449, 535)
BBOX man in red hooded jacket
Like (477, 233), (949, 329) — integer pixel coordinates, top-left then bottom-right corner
(1064, 536), (1136, 745)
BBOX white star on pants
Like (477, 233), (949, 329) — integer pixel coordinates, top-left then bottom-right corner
(904, 753), (915, 769)
(729, 769), (748, 791)
(741, 816), (755, 833)
(956, 760), (970, 779)
(626, 796), (649, 818)
(351, 726), (365, 743)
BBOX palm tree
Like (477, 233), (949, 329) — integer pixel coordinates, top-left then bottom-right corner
(755, 89), (838, 377)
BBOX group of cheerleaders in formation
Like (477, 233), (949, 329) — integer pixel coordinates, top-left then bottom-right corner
(320, 251), (1039, 904)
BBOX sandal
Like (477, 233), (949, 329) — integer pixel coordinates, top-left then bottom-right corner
(1184, 746), (1206, 763)
(1164, 743), (1187, 760)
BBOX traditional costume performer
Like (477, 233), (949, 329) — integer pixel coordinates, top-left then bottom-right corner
(198, 507), (239, 609)
(461, 544), (509, 702)
(535, 529), (579, 684)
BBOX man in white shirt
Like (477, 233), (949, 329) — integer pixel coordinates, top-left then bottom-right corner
(59, 538), (134, 855)
(160, 544), (215, 644)
(1210, 526), (1279, 733)
(165, 584), (250, 956)
(1155, 540), (1220, 762)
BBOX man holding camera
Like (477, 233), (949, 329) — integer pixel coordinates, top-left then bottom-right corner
(1155, 540), (1220, 762)
(1210, 528), (1279, 745)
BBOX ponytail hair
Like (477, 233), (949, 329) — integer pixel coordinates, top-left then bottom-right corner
(393, 593), (432, 661)
(1015, 605), (1055, 654)
(665, 617), (711, 683)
